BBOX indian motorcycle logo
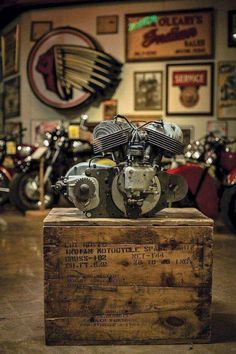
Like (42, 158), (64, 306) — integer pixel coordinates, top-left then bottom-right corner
(27, 27), (122, 109)
(172, 70), (207, 108)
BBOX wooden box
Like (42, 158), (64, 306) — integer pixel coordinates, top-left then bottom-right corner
(44, 208), (213, 345)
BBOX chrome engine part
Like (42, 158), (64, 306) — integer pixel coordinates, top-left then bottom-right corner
(53, 115), (187, 218)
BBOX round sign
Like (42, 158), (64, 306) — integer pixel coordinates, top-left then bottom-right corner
(27, 27), (99, 109)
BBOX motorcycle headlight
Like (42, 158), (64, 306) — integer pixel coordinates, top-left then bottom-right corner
(17, 145), (33, 158)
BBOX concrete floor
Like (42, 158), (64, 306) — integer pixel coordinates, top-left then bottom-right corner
(0, 210), (235, 354)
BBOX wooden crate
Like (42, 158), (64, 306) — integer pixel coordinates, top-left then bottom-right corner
(43, 208), (213, 345)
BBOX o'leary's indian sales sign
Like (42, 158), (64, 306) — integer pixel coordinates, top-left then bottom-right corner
(126, 8), (214, 61)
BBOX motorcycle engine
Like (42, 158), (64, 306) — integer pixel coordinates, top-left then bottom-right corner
(54, 116), (187, 218)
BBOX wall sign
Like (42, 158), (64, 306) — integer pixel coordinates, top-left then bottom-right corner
(217, 61), (236, 119)
(3, 76), (20, 119)
(166, 63), (214, 116)
(27, 27), (122, 110)
(126, 8), (214, 62)
(1, 25), (20, 77)
(134, 71), (163, 111)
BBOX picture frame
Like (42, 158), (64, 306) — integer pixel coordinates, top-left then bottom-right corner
(31, 119), (61, 145)
(134, 71), (163, 111)
(179, 125), (195, 146)
(30, 21), (53, 41)
(1, 25), (20, 78)
(103, 99), (118, 120)
(206, 120), (228, 136)
(228, 11), (236, 47)
(125, 8), (214, 62)
(3, 76), (20, 119)
(217, 61), (236, 119)
(96, 15), (118, 35)
(166, 62), (214, 116)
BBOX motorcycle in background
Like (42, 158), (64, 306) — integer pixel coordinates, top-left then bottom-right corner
(0, 128), (36, 205)
(9, 117), (93, 212)
(168, 132), (236, 233)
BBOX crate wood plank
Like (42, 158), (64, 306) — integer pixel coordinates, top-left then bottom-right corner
(45, 307), (211, 345)
(44, 208), (213, 226)
(44, 228), (212, 287)
(45, 283), (211, 318)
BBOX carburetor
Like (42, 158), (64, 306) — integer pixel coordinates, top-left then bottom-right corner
(53, 115), (187, 218)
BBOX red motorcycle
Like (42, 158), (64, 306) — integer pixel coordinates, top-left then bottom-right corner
(0, 129), (36, 205)
(168, 133), (236, 233)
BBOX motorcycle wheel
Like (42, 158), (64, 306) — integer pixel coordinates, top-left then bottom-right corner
(0, 171), (10, 205)
(9, 170), (59, 212)
(221, 185), (236, 234)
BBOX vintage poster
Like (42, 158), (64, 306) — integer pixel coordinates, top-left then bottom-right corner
(103, 99), (118, 120)
(218, 61), (236, 119)
(31, 120), (61, 145)
(3, 76), (20, 119)
(126, 9), (214, 62)
(166, 63), (214, 116)
(1, 25), (20, 78)
(134, 71), (163, 110)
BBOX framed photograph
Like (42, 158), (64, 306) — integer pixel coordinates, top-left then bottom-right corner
(228, 11), (236, 47)
(4, 121), (22, 136)
(126, 8), (214, 62)
(1, 25), (20, 78)
(30, 21), (53, 41)
(3, 76), (20, 119)
(31, 120), (61, 145)
(103, 99), (118, 120)
(96, 15), (118, 34)
(207, 120), (228, 136)
(166, 63), (214, 116)
(134, 71), (163, 110)
(217, 61), (236, 119)
(179, 125), (195, 146)
(0, 91), (3, 133)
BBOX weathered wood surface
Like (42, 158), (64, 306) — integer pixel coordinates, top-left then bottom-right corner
(44, 208), (213, 226)
(45, 307), (211, 345)
(44, 208), (213, 345)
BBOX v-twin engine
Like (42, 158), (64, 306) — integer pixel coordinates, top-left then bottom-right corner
(53, 116), (187, 218)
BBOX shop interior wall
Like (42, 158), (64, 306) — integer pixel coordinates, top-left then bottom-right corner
(2, 0), (236, 143)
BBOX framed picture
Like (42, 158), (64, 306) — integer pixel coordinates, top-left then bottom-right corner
(166, 63), (214, 116)
(1, 25), (20, 78)
(228, 11), (236, 47)
(179, 125), (195, 146)
(3, 76), (20, 119)
(4, 121), (22, 136)
(31, 120), (61, 145)
(96, 15), (118, 34)
(207, 120), (228, 136)
(103, 99), (118, 120)
(134, 71), (163, 110)
(217, 61), (236, 119)
(126, 8), (214, 62)
(30, 21), (53, 41)
(0, 91), (3, 133)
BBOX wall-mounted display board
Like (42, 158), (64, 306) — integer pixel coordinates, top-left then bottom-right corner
(166, 63), (214, 116)
(96, 15), (118, 34)
(126, 8), (214, 62)
(103, 99), (117, 119)
(134, 71), (163, 110)
(1, 25), (20, 78)
(228, 10), (236, 47)
(30, 21), (53, 41)
(207, 120), (228, 136)
(3, 76), (20, 119)
(179, 125), (195, 145)
(217, 61), (236, 119)
(27, 27), (122, 110)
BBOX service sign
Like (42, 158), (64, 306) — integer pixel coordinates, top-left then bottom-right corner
(126, 8), (214, 62)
